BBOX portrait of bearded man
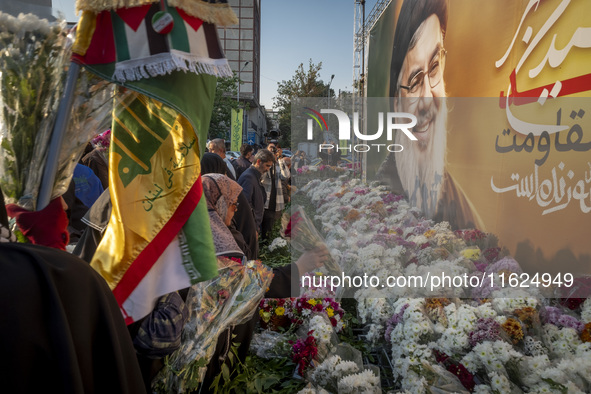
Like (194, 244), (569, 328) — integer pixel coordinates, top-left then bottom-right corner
(378, 0), (483, 230)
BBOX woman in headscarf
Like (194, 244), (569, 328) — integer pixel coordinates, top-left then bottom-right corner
(199, 173), (251, 390)
(201, 152), (259, 260)
(202, 173), (244, 259)
(199, 173), (331, 390)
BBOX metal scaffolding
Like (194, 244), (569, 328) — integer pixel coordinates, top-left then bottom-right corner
(353, 0), (391, 181)
(353, 0), (392, 98)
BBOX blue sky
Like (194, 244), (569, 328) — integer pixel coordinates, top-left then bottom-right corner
(52, 0), (378, 109)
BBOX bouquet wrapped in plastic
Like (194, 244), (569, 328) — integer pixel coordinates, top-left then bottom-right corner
(0, 12), (68, 208)
(308, 343), (365, 393)
(153, 258), (273, 393)
(0, 11), (124, 210)
(282, 206), (341, 277)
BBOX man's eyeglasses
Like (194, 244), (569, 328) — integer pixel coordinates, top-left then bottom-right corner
(399, 48), (447, 98)
(230, 202), (239, 211)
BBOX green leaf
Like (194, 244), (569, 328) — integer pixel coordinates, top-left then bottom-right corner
(254, 378), (263, 393)
(222, 363), (230, 382)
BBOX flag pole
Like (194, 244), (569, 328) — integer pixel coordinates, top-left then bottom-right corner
(36, 62), (81, 210)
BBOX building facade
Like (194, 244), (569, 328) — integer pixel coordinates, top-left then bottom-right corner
(3, 0), (54, 19)
(217, 0), (267, 146)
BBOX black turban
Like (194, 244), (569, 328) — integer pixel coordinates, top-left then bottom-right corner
(390, 0), (448, 97)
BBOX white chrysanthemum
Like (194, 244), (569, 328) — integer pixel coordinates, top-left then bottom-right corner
(542, 325), (581, 357)
(268, 237), (288, 252)
(309, 315), (333, 345)
(564, 382), (586, 394)
(472, 384), (492, 394)
(337, 369), (380, 394)
(400, 370), (427, 394)
(461, 340), (523, 376)
(476, 303), (497, 319)
(491, 291), (539, 312)
(489, 372), (511, 393)
(528, 381), (554, 393)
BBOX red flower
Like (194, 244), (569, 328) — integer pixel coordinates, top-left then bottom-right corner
(284, 211), (302, 238)
(433, 350), (474, 391)
(291, 333), (318, 376)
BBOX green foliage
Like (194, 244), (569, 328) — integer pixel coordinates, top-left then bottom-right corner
(259, 242), (292, 269)
(155, 356), (209, 392)
(273, 60), (333, 148)
(211, 342), (305, 394)
(540, 378), (568, 394)
(209, 74), (245, 140)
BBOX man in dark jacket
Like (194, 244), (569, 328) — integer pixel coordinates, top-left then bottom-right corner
(237, 149), (274, 234)
(232, 143), (254, 180)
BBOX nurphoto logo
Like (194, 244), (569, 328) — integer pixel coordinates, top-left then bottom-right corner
(304, 107), (418, 153)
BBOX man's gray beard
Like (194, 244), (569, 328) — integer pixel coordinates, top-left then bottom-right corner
(394, 99), (447, 219)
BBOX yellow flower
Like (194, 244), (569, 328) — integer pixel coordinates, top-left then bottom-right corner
(261, 311), (271, 323)
(424, 229), (436, 238)
(259, 309), (264, 317)
(461, 247), (480, 260)
(326, 307), (334, 317)
(308, 299), (317, 306)
(502, 318), (524, 344)
(275, 307), (285, 316)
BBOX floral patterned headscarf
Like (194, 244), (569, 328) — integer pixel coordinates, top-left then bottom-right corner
(202, 174), (243, 256)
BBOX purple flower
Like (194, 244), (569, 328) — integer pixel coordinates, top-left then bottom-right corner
(382, 193), (404, 204)
(485, 257), (522, 275)
(473, 261), (488, 273)
(384, 304), (409, 341)
(470, 274), (499, 298)
(468, 318), (502, 347)
(395, 236), (416, 249)
(543, 306), (585, 333)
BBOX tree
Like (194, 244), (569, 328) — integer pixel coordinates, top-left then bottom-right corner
(208, 74), (242, 140)
(273, 60), (334, 148)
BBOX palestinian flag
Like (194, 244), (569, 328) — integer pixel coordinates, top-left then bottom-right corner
(72, 0), (237, 323)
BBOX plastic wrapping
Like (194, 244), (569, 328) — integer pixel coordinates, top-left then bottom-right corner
(0, 11), (129, 210)
(282, 206), (342, 276)
(308, 343), (365, 393)
(0, 12), (68, 207)
(296, 313), (339, 362)
(422, 362), (471, 394)
(250, 330), (294, 359)
(50, 72), (129, 202)
(153, 258), (273, 393)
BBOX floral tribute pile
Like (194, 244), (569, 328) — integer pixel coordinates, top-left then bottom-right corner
(253, 288), (382, 392)
(293, 164), (348, 189)
(288, 176), (591, 393)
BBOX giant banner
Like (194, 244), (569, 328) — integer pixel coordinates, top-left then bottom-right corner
(366, 0), (591, 277)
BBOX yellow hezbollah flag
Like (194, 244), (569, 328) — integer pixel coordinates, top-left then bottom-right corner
(91, 92), (217, 324)
(73, 0), (237, 324)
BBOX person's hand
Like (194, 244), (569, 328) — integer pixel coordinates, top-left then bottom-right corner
(295, 244), (331, 274)
(0, 225), (16, 243)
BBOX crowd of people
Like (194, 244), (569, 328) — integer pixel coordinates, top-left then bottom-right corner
(1, 136), (329, 392)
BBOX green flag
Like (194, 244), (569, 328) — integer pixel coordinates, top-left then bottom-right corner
(231, 108), (243, 151)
